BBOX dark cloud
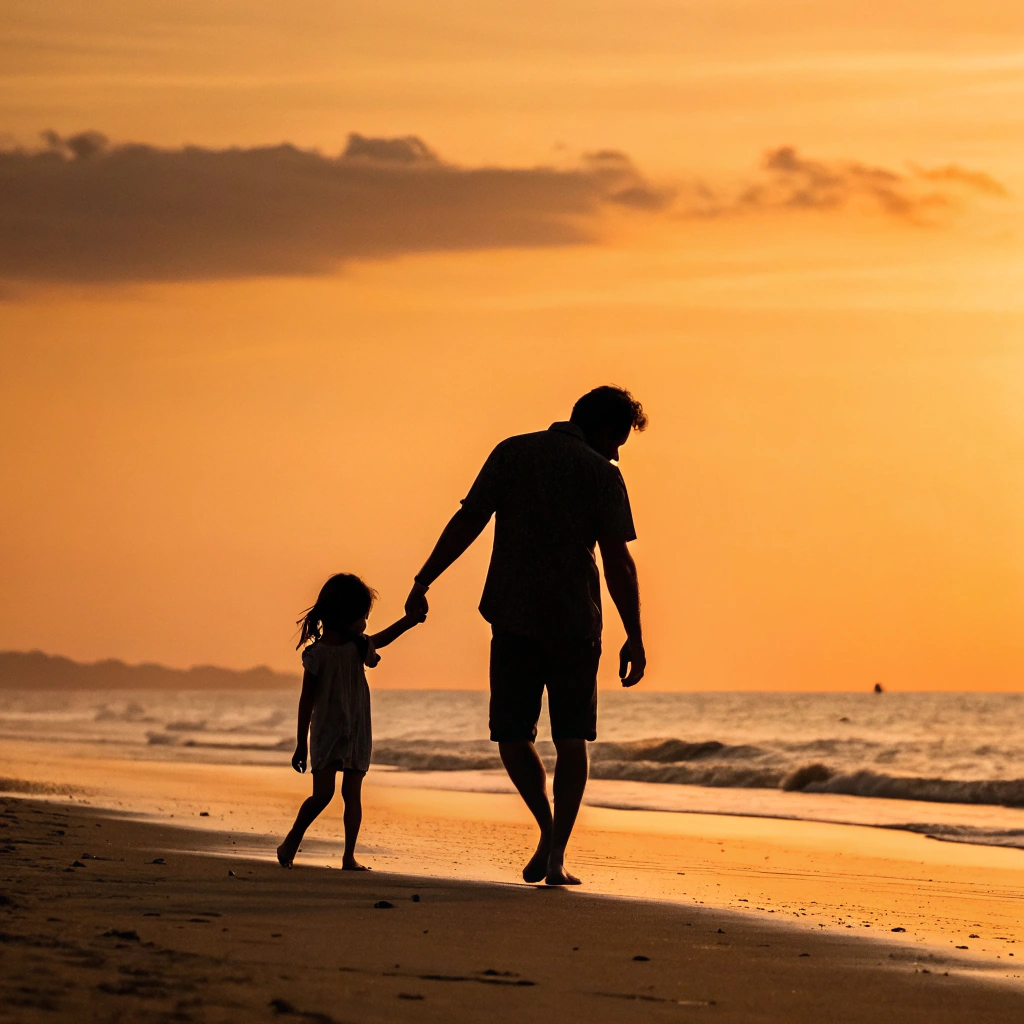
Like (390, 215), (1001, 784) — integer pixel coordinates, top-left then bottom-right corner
(0, 132), (668, 283)
(341, 133), (439, 165)
(0, 134), (1003, 284)
(681, 146), (1008, 222)
(41, 130), (110, 162)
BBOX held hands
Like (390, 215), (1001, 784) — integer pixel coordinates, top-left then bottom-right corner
(619, 637), (646, 688)
(291, 745), (308, 774)
(405, 581), (429, 622)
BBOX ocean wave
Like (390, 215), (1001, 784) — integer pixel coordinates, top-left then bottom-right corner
(372, 740), (501, 772)
(146, 731), (291, 752)
(593, 760), (1024, 807)
(803, 770), (1024, 807)
(884, 823), (1024, 849)
(591, 759), (784, 789)
(94, 702), (156, 723)
(593, 738), (764, 763)
(369, 738), (1024, 809)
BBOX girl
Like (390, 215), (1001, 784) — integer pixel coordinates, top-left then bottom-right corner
(277, 572), (424, 869)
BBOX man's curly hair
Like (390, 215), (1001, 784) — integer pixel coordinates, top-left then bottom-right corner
(570, 386), (647, 438)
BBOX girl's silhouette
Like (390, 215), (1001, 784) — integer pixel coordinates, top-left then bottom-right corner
(277, 573), (424, 869)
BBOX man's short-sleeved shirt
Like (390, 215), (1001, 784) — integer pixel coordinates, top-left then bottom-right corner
(460, 421), (636, 639)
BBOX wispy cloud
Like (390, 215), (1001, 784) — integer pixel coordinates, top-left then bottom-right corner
(681, 146), (1009, 222)
(0, 131), (668, 283)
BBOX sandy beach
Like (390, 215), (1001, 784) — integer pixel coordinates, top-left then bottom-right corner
(2, 739), (1024, 1021)
(3, 795), (1024, 1024)
(2, 798), (1024, 1024)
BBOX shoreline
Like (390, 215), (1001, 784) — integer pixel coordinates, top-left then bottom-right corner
(1, 739), (1023, 978)
(3, 795), (1024, 1023)
(4, 730), (1024, 853)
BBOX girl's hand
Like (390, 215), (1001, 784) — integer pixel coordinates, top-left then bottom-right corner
(291, 746), (308, 773)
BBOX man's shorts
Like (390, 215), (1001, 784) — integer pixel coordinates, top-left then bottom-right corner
(489, 631), (601, 743)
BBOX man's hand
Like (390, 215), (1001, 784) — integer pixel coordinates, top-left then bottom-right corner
(291, 745), (308, 774)
(405, 582), (429, 621)
(619, 638), (646, 687)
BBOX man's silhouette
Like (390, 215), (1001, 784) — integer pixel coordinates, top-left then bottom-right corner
(405, 386), (647, 885)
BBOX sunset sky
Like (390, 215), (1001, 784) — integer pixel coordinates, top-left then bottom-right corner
(1, 0), (1022, 691)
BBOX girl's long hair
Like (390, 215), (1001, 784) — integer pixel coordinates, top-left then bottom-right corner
(296, 573), (377, 649)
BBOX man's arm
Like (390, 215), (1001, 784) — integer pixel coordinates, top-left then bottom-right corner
(405, 506), (492, 617)
(598, 538), (646, 687)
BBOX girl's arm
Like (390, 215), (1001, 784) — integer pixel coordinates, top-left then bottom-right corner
(292, 669), (317, 773)
(369, 613), (423, 650)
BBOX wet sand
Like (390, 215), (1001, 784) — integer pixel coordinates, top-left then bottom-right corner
(2, 739), (1023, 966)
(3, 737), (1024, 1020)
(3, 795), (1024, 1024)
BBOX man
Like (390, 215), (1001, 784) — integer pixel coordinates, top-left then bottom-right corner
(405, 386), (647, 885)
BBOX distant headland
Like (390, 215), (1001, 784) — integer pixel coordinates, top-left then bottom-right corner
(0, 650), (299, 690)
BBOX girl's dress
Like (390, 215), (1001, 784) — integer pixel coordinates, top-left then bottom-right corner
(301, 637), (379, 772)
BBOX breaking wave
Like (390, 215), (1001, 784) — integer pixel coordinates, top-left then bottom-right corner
(883, 823), (1024, 849)
(369, 737), (1024, 809)
(4, 689), (1024, 850)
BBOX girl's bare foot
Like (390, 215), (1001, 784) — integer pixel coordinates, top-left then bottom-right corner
(545, 863), (582, 886)
(276, 843), (295, 868)
(341, 858), (371, 871)
(522, 836), (550, 883)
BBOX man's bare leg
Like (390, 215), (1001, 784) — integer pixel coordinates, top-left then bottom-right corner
(498, 740), (553, 883)
(546, 738), (588, 885)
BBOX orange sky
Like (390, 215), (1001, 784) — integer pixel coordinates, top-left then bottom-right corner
(1, 1), (1022, 690)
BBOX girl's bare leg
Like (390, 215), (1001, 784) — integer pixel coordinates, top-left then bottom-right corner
(341, 769), (369, 870)
(277, 768), (337, 867)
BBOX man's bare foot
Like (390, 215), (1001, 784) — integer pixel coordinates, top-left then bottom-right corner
(276, 843), (295, 869)
(545, 864), (582, 886)
(522, 836), (550, 883)
(341, 858), (371, 871)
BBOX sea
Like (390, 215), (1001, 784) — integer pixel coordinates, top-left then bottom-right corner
(2, 688), (1023, 852)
